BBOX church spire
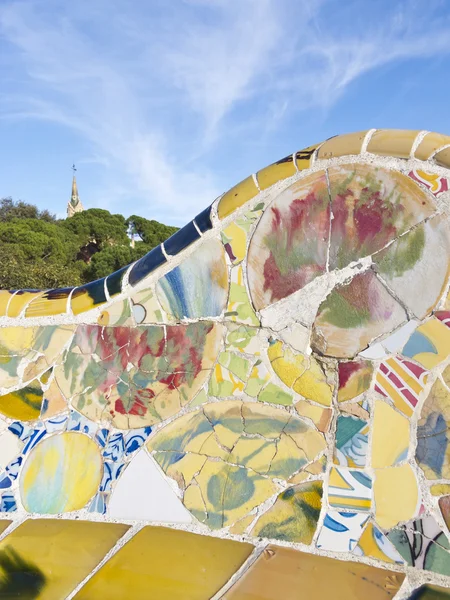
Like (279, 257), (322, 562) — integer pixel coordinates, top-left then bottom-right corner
(67, 164), (85, 218)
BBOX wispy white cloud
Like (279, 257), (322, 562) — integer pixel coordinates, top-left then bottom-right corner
(0, 0), (450, 222)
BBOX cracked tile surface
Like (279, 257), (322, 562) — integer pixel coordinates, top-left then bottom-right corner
(1, 132), (450, 598)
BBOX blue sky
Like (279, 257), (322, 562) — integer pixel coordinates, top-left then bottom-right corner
(1, 0), (450, 225)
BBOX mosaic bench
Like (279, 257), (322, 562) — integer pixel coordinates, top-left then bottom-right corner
(0, 129), (450, 598)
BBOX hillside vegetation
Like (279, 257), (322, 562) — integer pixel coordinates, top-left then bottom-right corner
(0, 197), (178, 289)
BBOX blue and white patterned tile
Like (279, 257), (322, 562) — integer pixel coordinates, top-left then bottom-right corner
(0, 493), (16, 513)
(125, 427), (152, 454)
(316, 511), (369, 552)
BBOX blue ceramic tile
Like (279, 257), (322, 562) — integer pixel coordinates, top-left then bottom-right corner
(0, 474), (12, 490)
(1, 493), (17, 512)
(100, 461), (125, 493)
(43, 287), (73, 301)
(6, 457), (22, 480)
(194, 205), (213, 233)
(8, 422), (28, 440)
(95, 428), (109, 448)
(128, 245), (167, 286)
(164, 221), (200, 256)
(66, 410), (98, 436)
(88, 492), (107, 514)
(156, 239), (228, 319)
(22, 428), (46, 455)
(44, 415), (68, 433)
(103, 432), (125, 462)
(125, 427), (152, 454)
(106, 265), (129, 297)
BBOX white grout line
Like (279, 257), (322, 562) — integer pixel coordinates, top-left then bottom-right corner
(65, 523), (144, 600)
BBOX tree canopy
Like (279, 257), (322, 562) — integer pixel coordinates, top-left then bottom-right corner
(0, 197), (178, 290)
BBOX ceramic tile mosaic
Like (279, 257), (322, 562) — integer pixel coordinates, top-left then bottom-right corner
(1, 129), (450, 598)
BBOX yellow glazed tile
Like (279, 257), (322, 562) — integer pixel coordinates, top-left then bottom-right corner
(229, 513), (256, 535)
(0, 519), (129, 600)
(367, 129), (420, 158)
(373, 465), (419, 529)
(0, 521), (11, 535)
(196, 458), (277, 527)
(20, 432), (103, 513)
(7, 290), (44, 317)
(434, 146), (450, 169)
(251, 480), (323, 544)
(222, 222), (247, 263)
(230, 437), (280, 473)
(372, 400), (410, 468)
(414, 132), (450, 160)
(402, 318), (450, 369)
(430, 483), (450, 497)
(268, 340), (333, 406)
(295, 400), (332, 433)
(375, 356), (428, 417)
(317, 131), (368, 159)
(25, 288), (72, 317)
(166, 453), (207, 491)
(355, 521), (404, 564)
(0, 325), (74, 390)
(328, 467), (372, 511)
(288, 471), (310, 484)
(268, 340), (304, 386)
(218, 175), (259, 220)
(256, 155), (296, 190)
(0, 377), (43, 420)
(74, 526), (254, 600)
(306, 455), (327, 475)
(150, 401), (326, 528)
(292, 359), (334, 406)
(0, 290), (14, 316)
(225, 545), (405, 599)
(184, 484), (207, 521)
(295, 143), (322, 170)
(70, 289), (103, 315)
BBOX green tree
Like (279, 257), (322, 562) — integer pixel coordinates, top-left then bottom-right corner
(0, 197), (55, 222)
(0, 219), (79, 264)
(62, 209), (129, 250)
(0, 199), (178, 290)
(0, 255), (84, 290)
(126, 215), (178, 247)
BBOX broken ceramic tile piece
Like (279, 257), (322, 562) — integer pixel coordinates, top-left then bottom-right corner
(147, 401), (326, 528)
(416, 365), (450, 480)
(387, 516), (450, 576)
(338, 359), (373, 402)
(334, 415), (369, 467)
(316, 510), (369, 552)
(375, 356), (428, 417)
(354, 521), (405, 564)
(374, 216), (450, 319)
(328, 467), (372, 511)
(251, 480), (323, 544)
(311, 271), (407, 358)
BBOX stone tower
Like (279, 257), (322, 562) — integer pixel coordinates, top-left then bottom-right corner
(67, 165), (84, 218)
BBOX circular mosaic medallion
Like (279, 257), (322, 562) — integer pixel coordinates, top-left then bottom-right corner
(20, 432), (102, 513)
(247, 164), (450, 357)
